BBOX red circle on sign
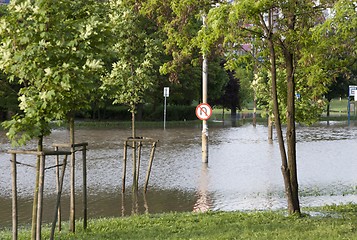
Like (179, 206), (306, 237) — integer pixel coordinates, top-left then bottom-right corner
(195, 103), (212, 120)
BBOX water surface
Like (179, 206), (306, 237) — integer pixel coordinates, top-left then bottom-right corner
(0, 122), (356, 228)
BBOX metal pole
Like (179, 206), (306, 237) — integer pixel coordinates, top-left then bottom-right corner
(164, 96), (167, 130)
(202, 59), (208, 163)
(202, 14), (208, 163)
(348, 93), (350, 126)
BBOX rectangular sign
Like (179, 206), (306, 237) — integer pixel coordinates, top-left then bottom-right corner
(163, 87), (169, 97)
(349, 85), (357, 96)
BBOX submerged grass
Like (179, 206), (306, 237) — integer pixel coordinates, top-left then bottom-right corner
(1, 204), (356, 240)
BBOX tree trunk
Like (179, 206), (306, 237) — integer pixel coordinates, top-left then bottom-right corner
(268, 115), (273, 143)
(222, 108), (225, 123)
(285, 49), (301, 215)
(230, 105), (236, 127)
(326, 100), (331, 125)
(253, 94), (257, 127)
(326, 100), (330, 117)
(282, 4), (301, 215)
(267, 35), (300, 215)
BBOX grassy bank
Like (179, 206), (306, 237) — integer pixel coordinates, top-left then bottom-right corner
(1, 204), (356, 240)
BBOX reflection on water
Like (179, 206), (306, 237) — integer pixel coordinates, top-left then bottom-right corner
(0, 189), (197, 228)
(0, 122), (357, 229)
(193, 163), (212, 213)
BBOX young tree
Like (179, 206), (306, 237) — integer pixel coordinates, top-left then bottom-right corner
(101, 0), (160, 137)
(204, 0), (350, 215)
(100, 0), (161, 191)
(301, 0), (357, 117)
(0, 0), (110, 235)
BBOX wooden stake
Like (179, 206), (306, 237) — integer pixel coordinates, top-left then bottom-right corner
(136, 142), (142, 187)
(32, 136), (43, 240)
(121, 193), (125, 217)
(131, 111), (138, 192)
(11, 153), (18, 240)
(69, 117), (75, 233)
(55, 147), (61, 232)
(132, 191), (138, 214)
(122, 141), (127, 193)
(132, 141), (137, 192)
(31, 160), (38, 240)
(82, 144), (87, 230)
(143, 191), (149, 214)
(51, 155), (67, 240)
(36, 154), (45, 240)
(144, 142), (157, 193)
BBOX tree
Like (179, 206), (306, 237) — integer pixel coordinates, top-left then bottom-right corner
(101, 0), (160, 136)
(325, 74), (357, 117)
(213, 68), (241, 123)
(100, 0), (161, 191)
(301, 0), (357, 117)
(140, 0), (229, 106)
(0, 0), (109, 144)
(204, 0), (349, 215)
(0, 0), (110, 235)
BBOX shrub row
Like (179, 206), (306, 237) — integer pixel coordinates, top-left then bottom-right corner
(78, 104), (197, 121)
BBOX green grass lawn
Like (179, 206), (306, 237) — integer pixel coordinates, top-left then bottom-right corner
(329, 98), (348, 112)
(1, 204), (356, 240)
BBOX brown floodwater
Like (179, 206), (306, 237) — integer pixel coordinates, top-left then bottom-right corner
(0, 121), (357, 229)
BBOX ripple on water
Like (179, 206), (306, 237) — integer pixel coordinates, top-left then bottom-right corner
(0, 123), (357, 228)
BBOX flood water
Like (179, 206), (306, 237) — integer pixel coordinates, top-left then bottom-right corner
(1, 121), (357, 229)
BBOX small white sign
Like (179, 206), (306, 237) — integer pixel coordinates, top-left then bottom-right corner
(349, 85), (357, 96)
(163, 87), (169, 97)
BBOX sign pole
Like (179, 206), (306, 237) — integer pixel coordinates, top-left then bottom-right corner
(164, 96), (167, 130)
(348, 89), (351, 126)
(196, 103), (212, 162)
(348, 86), (357, 126)
(202, 56), (208, 163)
(202, 15), (208, 163)
(163, 87), (169, 130)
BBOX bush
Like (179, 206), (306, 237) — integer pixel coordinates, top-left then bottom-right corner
(143, 104), (196, 121)
(77, 104), (197, 121)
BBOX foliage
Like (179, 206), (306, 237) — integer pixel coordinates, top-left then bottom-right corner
(203, 0), (352, 215)
(0, 0), (110, 145)
(100, 0), (160, 114)
(205, 0), (336, 125)
(0, 72), (18, 117)
(144, 104), (196, 121)
(304, 0), (357, 102)
(140, 0), (230, 106)
(143, 0), (215, 77)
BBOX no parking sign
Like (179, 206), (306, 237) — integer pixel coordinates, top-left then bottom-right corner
(195, 103), (212, 120)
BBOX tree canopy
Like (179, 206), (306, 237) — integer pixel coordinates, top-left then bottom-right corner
(0, 0), (110, 145)
(100, 0), (160, 113)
